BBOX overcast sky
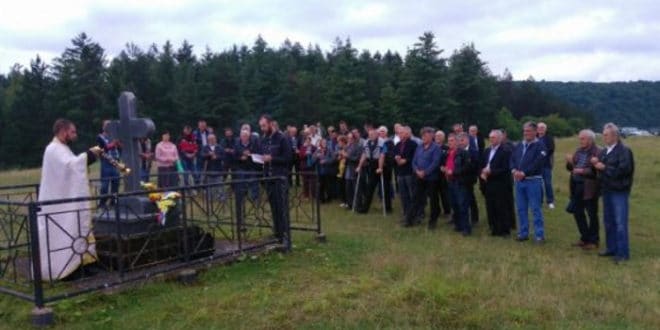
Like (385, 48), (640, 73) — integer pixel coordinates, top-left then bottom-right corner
(1, 0), (658, 81)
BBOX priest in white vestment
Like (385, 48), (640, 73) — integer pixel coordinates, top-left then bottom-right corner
(37, 119), (102, 280)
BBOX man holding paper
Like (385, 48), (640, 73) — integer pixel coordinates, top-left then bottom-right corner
(259, 115), (293, 249)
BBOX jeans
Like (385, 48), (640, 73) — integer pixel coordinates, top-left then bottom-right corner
(99, 164), (119, 206)
(194, 155), (205, 184)
(181, 157), (196, 186)
(602, 191), (630, 259)
(515, 178), (544, 239)
(397, 175), (415, 217)
(448, 181), (470, 234)
(542, 167), (555, 204)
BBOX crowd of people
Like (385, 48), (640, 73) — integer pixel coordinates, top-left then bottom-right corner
(95, 117), (635, 264)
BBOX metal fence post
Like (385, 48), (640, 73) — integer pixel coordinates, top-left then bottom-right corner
(27, 203), (44, 308)
(314, 174), (325, 242)
(28, 202), (55, 327)
(235, 183), (244, 253)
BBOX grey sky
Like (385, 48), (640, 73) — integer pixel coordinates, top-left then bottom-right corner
(1, 0), (658, 81)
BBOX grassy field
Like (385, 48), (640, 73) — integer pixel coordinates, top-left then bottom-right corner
(0, 137), (658, 329)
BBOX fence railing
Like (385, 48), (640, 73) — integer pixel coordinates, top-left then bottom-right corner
(0, 171), (323, 316)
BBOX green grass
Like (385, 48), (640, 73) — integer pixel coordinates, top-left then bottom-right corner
(1, 137), (659, 329)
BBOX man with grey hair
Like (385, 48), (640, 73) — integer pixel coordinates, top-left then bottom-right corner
(510, 121), (548, 243)
(406, 127), (442, 228)
(480, 129), (514, 236)
(394, 126), (419, 218)
(566, 129), (601, 250)
(591, 123), (634, 263)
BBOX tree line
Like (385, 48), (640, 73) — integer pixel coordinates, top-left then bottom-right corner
(0, 32), (588, 169)
(536, 81), (660, 129)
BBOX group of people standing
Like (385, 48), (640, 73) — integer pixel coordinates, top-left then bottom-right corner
(95, 115), (635, 264)
(274, 119), (634, 263)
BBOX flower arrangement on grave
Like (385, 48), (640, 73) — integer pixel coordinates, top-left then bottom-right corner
(140, 182), (181, 225)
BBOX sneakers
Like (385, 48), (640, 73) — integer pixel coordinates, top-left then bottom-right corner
(548, 203), (555, 209)
(339, 203), (348, 208)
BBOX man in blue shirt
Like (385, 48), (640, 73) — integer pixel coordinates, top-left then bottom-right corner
(404, 127), (441, 229)
(510, 122), (548, 243)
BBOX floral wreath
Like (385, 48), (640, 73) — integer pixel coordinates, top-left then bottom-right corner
(140, 182), (181, 225)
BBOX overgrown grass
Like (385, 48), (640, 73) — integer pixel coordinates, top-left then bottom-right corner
(0, 137), (658, 329)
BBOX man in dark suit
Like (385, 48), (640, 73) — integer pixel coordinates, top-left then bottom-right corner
(479, 130), (514, 236)
(465, 127), (481, 225)
(537, 122), (556, 209)
(468, 125), (485, 153)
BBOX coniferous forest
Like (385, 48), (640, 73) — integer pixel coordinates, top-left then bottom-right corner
(1, 31), (639, 169)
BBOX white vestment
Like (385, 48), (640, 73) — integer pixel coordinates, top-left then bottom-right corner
(37, 138), (96, 280)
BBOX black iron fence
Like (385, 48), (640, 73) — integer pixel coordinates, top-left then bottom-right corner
(0, 172), (323, 315)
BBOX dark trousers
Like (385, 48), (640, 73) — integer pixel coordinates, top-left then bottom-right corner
(345, 178), (356, 209)
(449, 181), (470, 234)
(265, 178), (291, 249)
(337, 177), (347, 204)
(99, 164), (119, 206)
(484, 181), (514, 236)
(319, 174), (334, 202)
(157, 166), (179, 188)
(574, 197), (599, 244)
(397, 175), (415, 217)
(570, 181), (599, 244)
(405, 179), (439, 226)
(301, 172), (317, 199)
(357, 170), (392, 213)
(467, 183), (479, 224)
(438, 178), (451, 215)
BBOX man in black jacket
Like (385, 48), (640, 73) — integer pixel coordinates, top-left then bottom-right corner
(537, 122), (556, 209)
(591, 123), (634, 263)
(479, 130), (514, 236)
(394, 126), (418, 218)
(259, 115), (293, 249)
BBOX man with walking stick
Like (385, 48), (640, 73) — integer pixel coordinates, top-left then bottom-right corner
(356, 129), (392, 215)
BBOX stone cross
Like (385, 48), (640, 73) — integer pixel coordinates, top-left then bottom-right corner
(108, 92), (155, 192)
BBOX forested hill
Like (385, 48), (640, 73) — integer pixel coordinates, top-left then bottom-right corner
(536, 81), (660, 129)
(0, 32), (591, 168)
